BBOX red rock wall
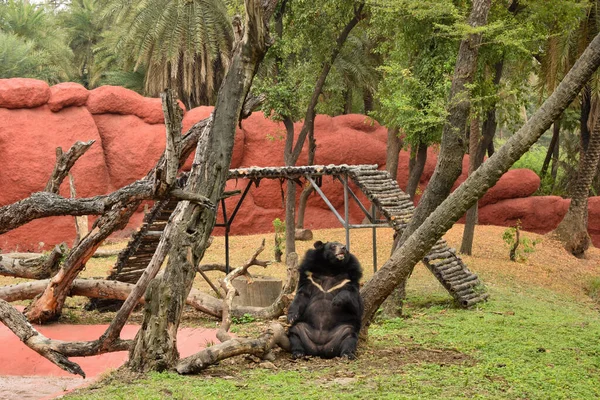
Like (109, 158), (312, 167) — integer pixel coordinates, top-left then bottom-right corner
(1, 78), (598, 251)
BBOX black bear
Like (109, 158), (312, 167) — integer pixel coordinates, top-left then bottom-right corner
(287, 240), (363, 359)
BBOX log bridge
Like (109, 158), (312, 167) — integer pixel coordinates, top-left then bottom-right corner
(107, 164), (487, 307)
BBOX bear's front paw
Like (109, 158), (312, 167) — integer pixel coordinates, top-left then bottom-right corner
(340, 351), (356, 360)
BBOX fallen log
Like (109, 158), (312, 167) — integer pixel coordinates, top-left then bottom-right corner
(0, 245), (64, 279)
(176, 322), (290, 375)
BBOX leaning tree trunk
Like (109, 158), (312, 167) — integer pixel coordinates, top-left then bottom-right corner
(360, 31), (600, 327)
(128, 0), (278, 372)
(553, 104), (600, 256)
(283, 3), (365, 254)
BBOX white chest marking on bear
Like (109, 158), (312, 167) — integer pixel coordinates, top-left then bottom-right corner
(306, 271), (350, 293)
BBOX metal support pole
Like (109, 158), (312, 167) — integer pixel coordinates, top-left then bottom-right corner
(343, 174), (350, 251)
(371, 203), (377, 272)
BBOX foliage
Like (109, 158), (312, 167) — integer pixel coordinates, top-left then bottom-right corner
(0, 0), (74, 82)
(58, 0), (104, 88)
(370, 0), (459, 148)
(98, 0), (234, 108)
(502, 220), (540, 262)
(231, 313), (256, 324)
(273, 218), (285, 262)
(254, 0), (377, 122)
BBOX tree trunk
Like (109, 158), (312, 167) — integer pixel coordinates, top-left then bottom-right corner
(128, 0), (278, 372)
(283, 4), (365, 249)
(541, 119), (561, 179)
(461, 58), (505, 255)
(553, 100), (600, 256)
(405, 141), (428, 200)
(385, 127), (402, 181)
(360, 31), (600, 327)
(399, 0), (492, 247)
(296, 125), (317, 229)
(551, 127), (560, 180)
(363, 87), (374, 114)
(343, 88), (353, 114)
(361, 30), (600, 327)
(460, 117), (481, 255)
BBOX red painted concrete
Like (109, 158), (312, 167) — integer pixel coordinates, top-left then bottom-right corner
(0, 323), (219, 378)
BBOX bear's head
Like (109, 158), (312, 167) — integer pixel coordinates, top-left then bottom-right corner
(314, 240), (349, 265)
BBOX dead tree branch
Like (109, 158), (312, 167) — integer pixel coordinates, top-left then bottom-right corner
(153, 89), (183, 196)
(0, 244), (64, 279)
(217, 239), (269, 342)
(176, 322), (290, 375)
(44, 140), (95, 194)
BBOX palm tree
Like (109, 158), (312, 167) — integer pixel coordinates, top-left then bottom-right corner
(0, 0), (73, 82)
(100, 0), (234, 108)
(60, 0), (104, 88)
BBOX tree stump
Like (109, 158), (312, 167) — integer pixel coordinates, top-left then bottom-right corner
(232, 276), (282, 307)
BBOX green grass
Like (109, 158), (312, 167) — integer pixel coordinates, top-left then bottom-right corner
(66, 282), (600, 400)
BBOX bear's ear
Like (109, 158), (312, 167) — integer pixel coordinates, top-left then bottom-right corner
(313, 241), (324, 249)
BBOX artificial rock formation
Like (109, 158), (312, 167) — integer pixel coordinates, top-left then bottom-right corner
(0, 78), (598, 251)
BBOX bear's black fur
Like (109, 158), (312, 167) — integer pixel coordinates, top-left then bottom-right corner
(287, 241), (363, 359)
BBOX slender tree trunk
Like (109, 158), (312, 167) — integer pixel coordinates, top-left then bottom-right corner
(541, 119), (561, 179)
(460, 118), (481, 255)
(551, 129), (560, 180)
(363, 87), (374, 114)
(128, 0), (278, 372)
(476, 59), (504, 164)
(553, 98), (600, 256)
(461, 58), (505, 255)
(343, 89), (353, 114)
(360, 31), (600, 326)
(405, 142), (428, 200)
(386, 127), (402, 181)
(296, 128), (317, 229)
(283, 4), (365, 249)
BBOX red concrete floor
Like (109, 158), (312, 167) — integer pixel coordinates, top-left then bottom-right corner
(0, 321), (219, 399)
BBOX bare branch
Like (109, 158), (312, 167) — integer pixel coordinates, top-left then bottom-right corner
(217, 239), (269, 342)
(44, 140), (95, 194)
(176, 322), (289, 374)
(0, 244), (63, 279)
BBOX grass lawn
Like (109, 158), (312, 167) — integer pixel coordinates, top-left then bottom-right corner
(7, 224), (600, 399)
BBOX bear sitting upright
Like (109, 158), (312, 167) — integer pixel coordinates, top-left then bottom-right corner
(287, 240), (363, 359)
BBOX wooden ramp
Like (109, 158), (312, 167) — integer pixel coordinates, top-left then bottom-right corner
(347, 166), (488, 307)
(106, 164), (487, 307)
